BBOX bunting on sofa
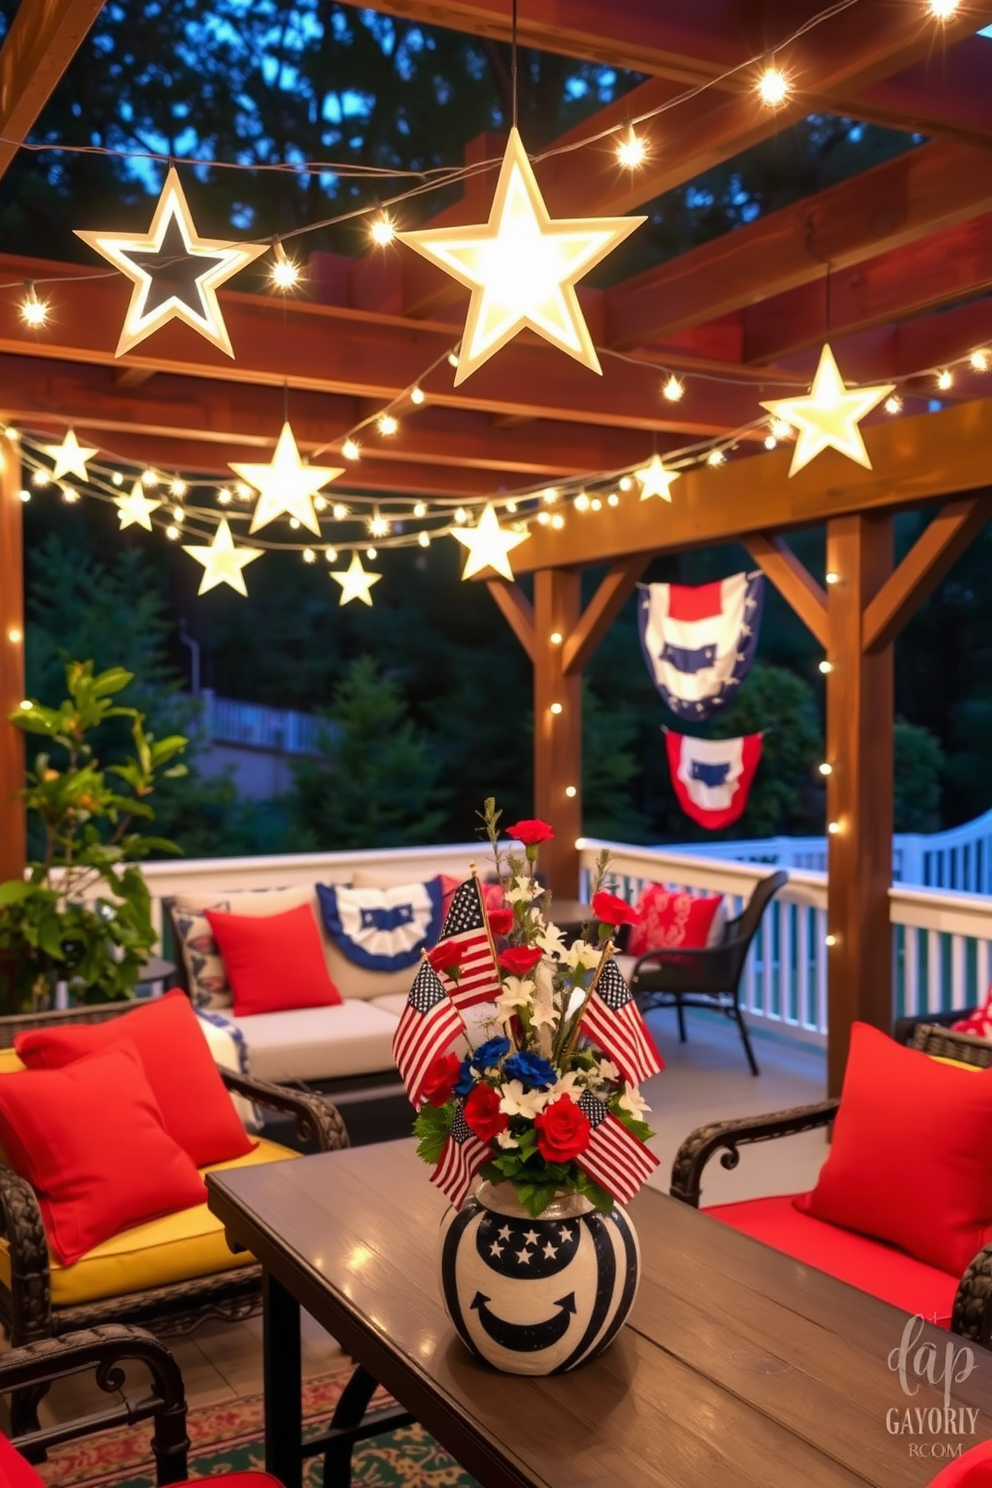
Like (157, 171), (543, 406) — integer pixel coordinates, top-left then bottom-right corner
(637, 572), (764, 720)
(316, 879), (444, 972)
(665, 729), (763, 831)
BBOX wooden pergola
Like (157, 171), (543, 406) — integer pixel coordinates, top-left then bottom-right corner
(2, 0), (992, 1092)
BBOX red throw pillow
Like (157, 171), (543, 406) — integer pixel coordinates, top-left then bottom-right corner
(0, 1431), (45, 1487)
(626, 884), (723, 958)
(0, 1044), (207, 1266)
(438, 875), (504, 920)
(15, 989), (254, 1169)
(801, 1022), (992, 1277)
(204, 902), (342, 1017)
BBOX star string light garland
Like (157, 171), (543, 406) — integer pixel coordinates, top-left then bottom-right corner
(330, 550), (381, 606)
(452, 501), (531, 580)
(760, 343), (896, 476)
(229, 422), (344, 536)
(182, 518), (264, 596)
(634, 453), (680, 502)
(42, 429), (98, 482)
(115, 479), (162, 531)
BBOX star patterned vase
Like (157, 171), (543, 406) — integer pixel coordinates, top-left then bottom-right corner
(438, 1179), (640, 1375)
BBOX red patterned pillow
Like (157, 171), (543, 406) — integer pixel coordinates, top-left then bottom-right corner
(626, 884), (724, 958)
(952, 985), (992, 1040)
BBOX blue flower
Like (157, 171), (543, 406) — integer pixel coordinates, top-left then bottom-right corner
(503, 1051), (557, 1090)
(453, 1058), (476, 1098)
(472, 1036), (510, 1070)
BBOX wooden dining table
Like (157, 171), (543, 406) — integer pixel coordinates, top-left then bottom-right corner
(207, 1140), (992, 1488)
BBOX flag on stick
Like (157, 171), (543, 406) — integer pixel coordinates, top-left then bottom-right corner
(392, 958), (464, 1106)
(575, 1090), (659, 1205)
(580, 953), (664, 1086)
(435, 876), (503, 1012)
(431, 1104), (491, 1209)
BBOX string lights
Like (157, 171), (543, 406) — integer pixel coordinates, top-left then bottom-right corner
(18, 284), (48, 328)
(756, 66), (789, 107)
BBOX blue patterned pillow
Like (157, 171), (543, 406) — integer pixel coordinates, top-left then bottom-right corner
(316, 879), (443, 972)
(173, 898), (232, 1008)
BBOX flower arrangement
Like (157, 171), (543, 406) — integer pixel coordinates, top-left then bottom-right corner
(405, 800), (662, 1218)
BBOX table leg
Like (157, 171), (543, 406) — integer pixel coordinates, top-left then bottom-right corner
(262, 1271), (303, 1488)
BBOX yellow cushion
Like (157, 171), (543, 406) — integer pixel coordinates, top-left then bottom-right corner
(930, 1055), (983, 1071)
(0, 1138), (299, 1308)
(0, 1049), (24, 1074)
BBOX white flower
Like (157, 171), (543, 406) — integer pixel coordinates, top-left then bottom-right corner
(559, 938), (601, 973)
(536, 921), (568, 958)
(594, 1057), (621, 1085)
(618, 1083), (651, 1118)
(496, 1129), (519, 1149)
(530, 959), (557, 1058)
(507, 876), (544, 904)
(547, 1070), (585, 1102)
(494, 977), (533, 1019)
(499, 1080), (550, 1118)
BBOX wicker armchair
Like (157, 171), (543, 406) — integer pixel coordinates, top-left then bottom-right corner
(0, 1066), (348, 1435)
(627, 869), (788, 1076)
(670, 1023), (992, 1347)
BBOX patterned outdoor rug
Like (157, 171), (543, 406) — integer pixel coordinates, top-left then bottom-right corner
(37, 1367), (480, 1487)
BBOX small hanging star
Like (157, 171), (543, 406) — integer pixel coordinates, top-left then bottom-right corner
(453, 502), (531, 581)
(230, 423), (344, 536)
(330, 551), (381, 607)
(183, 518), (263, 596)
(760, 344), (896, 476)
(635, 454), (680, 502)
(115, 480), (162, 531)
(43, 429), (98, 482)
(75, 166), (267, 358)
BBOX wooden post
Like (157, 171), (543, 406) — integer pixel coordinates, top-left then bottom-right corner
(824, 513), (893, 1097)
(0, 431), (24, 883)
(533, 569), (581, 897)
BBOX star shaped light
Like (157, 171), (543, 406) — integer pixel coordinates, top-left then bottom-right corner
(635, 454), (680, 502)
(43, 429), (98, 482)
(115, 480), (162, 531)
(330, 551), (381, 607)
(397, 129), (645, 384)
(452, 502), (531, 581)
(229, 423), (344, 536)
(75, 166), (267, 358)
(760, 343), (896, 477)
(183, 518), (262, 596)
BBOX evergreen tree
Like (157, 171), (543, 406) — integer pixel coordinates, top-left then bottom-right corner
(894, 721), (944, 834)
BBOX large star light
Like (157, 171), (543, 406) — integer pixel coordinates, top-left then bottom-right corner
(761, 344), (896, 477)
(115, 480), (162, 531)
(397, 129), (645, 384)
(183, 518), (263, 597)
(75, 167), (267, 358)
(229, 423), (344, 536)
(330, 552), (381, 607)
(452, 502), (530, 581)
(635, 454), (680, 503)
(43, 429), (98, 482)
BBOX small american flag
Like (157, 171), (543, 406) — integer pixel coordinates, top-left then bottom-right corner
(580, 956), (663, 1086)
(431, 1105), (490, 1209)
(575, 1090), (658, 1206)
(436, 878), (502, 1012)
(392, 959), (464, 1106)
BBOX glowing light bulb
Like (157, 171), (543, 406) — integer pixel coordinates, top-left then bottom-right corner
(819, 661), (832, 674)
(270, 257), (300, 290)
(7, 628), (22, 643)
(937, 369), (953, 391)
(764, 435), (777, 450)
(542, 488), (558, 504)
(825, 933), (837, 947)
(170, 478), (187, 498)
(234, 482), (251, 500)
(828, 821), (841, 835)
(607, 493), (619, 507)
(619, 476), (633, 491)
(217, 489), (232, 505)
(550, 632), (563, 645)
(370, 215), (395, 246)
(418, 530), (430, 548)
(111, 471), (124, 486)
(454, 507), (468, 524)
(970, 350), (989, 373)
(342, 439), (360, 461)
(616, 126), (645, 169)
(927, 0), (958, 16)
(332, 503), (349, 520)
(366, 546), (377, 560)
(818, 762), (833, 776)
(17, 489), (29, 502)
(19, 287), (48, 327)
(505, 500), (517, 513)
(884, 395), (902, 415)
(825, 571), (839, 585)
(537, 511), (551, 526)
(314, 495), (328, 511)
(413, 502), (427, 518)
(368, 514), (390, 538)
(662, 374), (684, 402)
(550, 702), (563, 715)
(591, 497), (602, 512)
(141, 469), (158, 488)
(31, 470), (49, 488)
(447, 352), (459, 368)
(551, 513), (565, 529)
(61, 486), (79, 503)
(166, 525), (180, 540)
(707, 449), (726, 467)
(172, 506), (185, 522)
(757, 66), (789, 106)
(410, 386), (425, 405)
(19, 700), (32, 711)
(565, 785), (577, 798)
(377, 414), (398, 437)
(771, 419), (791, 440)
(574, 493), (590, 512)
(303, 548), (316, 563)
(289, 517), (301, 530)
(325, 547), (338, 563)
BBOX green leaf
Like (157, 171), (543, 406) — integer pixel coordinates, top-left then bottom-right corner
(0, 881), (36, 906)
(611, 1105), (654, 1143)
(575, 1171), (615, 1213)
(413, 1102), (452, 1165)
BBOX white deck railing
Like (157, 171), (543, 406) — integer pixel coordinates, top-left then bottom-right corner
(136, 839), (992, 1049)
(199, 689), (327, 756)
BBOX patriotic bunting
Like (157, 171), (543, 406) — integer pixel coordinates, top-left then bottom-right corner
(637, 572), (764, 720)
(665, 729), (763, 831)
(580, 956), (664, 1086)
(436, 877), (503, 1012)
(431, 1105), (491, 1209)
(575, 1091), (659, 1206)
(392, 958), (465, 1107)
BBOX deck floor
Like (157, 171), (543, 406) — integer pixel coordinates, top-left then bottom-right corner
(32, 1008), (828, 1429)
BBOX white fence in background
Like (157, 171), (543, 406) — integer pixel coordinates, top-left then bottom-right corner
(679, 805), (992, 894)
(137, 838), (992, 1050)
(199, 689), (327, 756)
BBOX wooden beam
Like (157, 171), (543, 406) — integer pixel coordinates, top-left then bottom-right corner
(0, 0), (106, 180)
(112, 366), (158, 390)
(485, 580), (535, 662)
(862, 498), (992, 654)
(0, 433), (25, 884)
(606, 140), (992, 351)
(825, 514), (894, 1097)
(533, 570), (581, 897)
(744, 534), (828, 649)
(847, 38), (992, 150)
(513, 396), (992, 572)
(561, 557), (648, 677)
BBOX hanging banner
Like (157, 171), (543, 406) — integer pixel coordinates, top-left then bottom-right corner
(665, 730), (763, 831)
(637, 572), (764, 720)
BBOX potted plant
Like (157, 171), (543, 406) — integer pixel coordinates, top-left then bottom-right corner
(0, 661), (187, 1014)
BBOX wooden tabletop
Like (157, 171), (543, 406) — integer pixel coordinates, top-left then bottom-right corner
(208, 1141), (992, 1488)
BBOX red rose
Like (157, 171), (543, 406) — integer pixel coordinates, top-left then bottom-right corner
(592, 890), (641, 929)
(534, 1096), (591, 1163)
(428, 941), (462, 978)
(487, 908), (514, 937)
(505, 818), (555, 846)
(420, 1052), (461, 1108)
(499, 945), (543, 978)
(463, 1082), (508, 1140)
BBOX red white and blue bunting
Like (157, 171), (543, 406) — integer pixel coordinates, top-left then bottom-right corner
(637, 572), (764, 721)
(665, 729), (763, 831)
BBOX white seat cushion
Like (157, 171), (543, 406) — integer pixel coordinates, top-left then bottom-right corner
(369, 992), (409, 1018)
(227, 1001), (400, 1083)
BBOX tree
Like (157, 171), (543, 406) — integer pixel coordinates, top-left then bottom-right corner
(291, 655), (448, 848)
(893, 721), (944, 834)
(581, 682), (651, 843)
